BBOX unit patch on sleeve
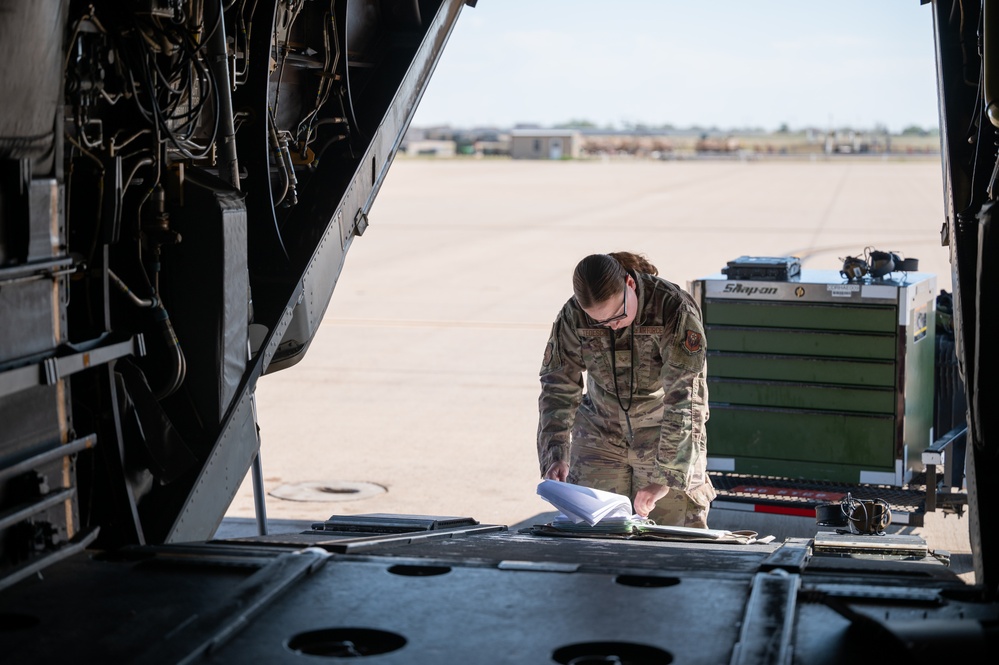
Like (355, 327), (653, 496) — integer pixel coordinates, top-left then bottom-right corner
(683, 329), (703, 354)
(667, 308), (706, 372)
(540, 321), (564, 375)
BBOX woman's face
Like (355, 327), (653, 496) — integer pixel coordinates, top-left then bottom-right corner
(583, 274), (637, 330)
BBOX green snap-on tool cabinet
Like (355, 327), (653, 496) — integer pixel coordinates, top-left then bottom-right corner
(689, 268), (937, 487)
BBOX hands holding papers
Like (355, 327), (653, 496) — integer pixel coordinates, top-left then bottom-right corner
(535, 480), (764, 544)
(536, 479), (636, 526)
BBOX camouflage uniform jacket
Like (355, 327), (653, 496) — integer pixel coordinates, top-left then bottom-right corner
(537, 272), (715, 503)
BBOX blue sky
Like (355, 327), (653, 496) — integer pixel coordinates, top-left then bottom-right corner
(411, 0), (941, 132)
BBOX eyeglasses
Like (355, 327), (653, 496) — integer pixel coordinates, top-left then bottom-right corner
(590, 284), (628, 327)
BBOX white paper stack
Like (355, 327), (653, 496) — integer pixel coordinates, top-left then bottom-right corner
(536, 479), (634, 526)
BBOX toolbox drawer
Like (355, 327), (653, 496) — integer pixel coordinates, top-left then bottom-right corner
(708, 353), (896, 387)
(707, 326), (897, 359)
(704, 300), (898, 332)
(708, 406), (897, 473)
(708, 378), (896, 414)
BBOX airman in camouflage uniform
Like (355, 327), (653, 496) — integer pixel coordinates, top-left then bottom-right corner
(537, 252), (716, 527)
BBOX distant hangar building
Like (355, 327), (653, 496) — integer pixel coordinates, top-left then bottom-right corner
(404, 139), (457, 157)
(510, 129), (581, 159)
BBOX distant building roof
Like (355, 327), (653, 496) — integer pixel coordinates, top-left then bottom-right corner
(509, 129), (580, 137)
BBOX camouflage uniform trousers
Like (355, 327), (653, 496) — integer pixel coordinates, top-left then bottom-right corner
(566, 422), (711, 528)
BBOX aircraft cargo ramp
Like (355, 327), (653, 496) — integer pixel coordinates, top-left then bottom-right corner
(0, 514), (989, 665)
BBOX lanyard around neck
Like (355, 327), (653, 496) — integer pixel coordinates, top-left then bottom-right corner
(607, 325), (635, 442)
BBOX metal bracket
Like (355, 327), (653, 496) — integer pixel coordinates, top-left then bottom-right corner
(354, 208), (368, 237)
(0, 334), (145, 399)
(922, 425), (967, 512)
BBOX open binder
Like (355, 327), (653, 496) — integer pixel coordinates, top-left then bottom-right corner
(535, 480), (760, 544)
(536, 479), (634, 526)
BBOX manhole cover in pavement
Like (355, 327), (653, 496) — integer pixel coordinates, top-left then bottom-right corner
(268, 481), (386, 502)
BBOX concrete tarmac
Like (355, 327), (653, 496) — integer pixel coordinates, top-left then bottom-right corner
(224, 155), (973, 581)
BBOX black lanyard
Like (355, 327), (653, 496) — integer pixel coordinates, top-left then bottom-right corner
(607, 325), (635, 443)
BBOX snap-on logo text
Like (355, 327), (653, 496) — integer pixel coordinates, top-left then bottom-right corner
(722, 283), (779, 296)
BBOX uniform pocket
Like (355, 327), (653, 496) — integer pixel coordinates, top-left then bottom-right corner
(688, 480), (717, 508)
(580, 335), (613, 387)
(634, 334), (661, 390)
